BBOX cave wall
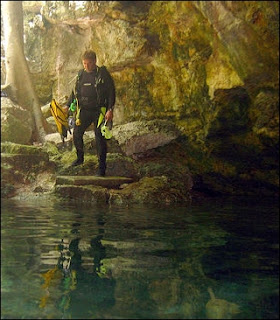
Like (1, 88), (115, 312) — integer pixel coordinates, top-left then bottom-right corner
(4, 0), (278, 195)
(22, 1), (278, 136)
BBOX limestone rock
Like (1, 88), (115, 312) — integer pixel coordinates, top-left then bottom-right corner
(1, 98), (33, 144)
(112, 120), (180, 156)
(1, 142), (56, 198)
(56, 175), (134, 188)
(109, 175), (192, 205)
(41, 103), (52, 118)
(2, 1), (278, 198)
(250, 90), (279, 141)
(55, 185), (109, 204)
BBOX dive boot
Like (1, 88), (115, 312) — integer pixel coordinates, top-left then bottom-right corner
(95, 168), (105, 177)
(71, 158), (84, 166)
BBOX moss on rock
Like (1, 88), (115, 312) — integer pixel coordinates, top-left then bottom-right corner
(110, 175), (191, 205)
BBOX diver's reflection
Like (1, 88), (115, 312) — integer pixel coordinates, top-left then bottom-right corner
(90, 234), (106, 274)
(63, 234), (115, 318)
(41, 233), (115, 318)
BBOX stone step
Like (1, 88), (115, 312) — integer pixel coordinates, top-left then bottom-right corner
(56, 175), (134, 189)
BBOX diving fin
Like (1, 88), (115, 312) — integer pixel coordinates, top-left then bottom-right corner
(97, 107), (107, 128)
(50, 99), (70, 143)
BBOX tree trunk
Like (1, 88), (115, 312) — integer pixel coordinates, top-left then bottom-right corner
(2, 1), (47, 143)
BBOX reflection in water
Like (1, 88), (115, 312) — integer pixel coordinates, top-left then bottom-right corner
(39, 214), (116, 319)
(1, 197), (279, 319)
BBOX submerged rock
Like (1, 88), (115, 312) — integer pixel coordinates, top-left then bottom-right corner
(206, 287), (240, 319)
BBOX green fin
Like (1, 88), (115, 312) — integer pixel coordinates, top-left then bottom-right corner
(101, 121), (113, 139)
(97, 107), (106, 128)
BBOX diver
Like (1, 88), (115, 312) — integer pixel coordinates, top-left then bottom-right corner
(64, 50), (116, 176)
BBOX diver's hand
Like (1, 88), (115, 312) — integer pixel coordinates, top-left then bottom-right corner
(105, 109), (113, 122)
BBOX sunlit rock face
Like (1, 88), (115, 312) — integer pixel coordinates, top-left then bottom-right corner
(18, 1), (279, 195)
(23, 1), (278, 134)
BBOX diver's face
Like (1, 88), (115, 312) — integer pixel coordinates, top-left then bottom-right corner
(82, 59), (96, 72)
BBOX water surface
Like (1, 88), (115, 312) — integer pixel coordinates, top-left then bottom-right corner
(1, 196), (278, 319)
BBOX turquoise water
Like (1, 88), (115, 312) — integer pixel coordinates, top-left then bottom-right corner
(1, 196), (279, 319)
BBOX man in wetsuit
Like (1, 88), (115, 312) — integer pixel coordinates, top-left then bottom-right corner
(66, 50), (115, 176)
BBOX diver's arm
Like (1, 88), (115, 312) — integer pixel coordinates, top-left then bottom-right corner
(66, 91), (75, 108)
(106, 73), (116, 111)
(103, 68), (115, 122)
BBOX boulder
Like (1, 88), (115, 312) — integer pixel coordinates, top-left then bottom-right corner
(112, 120), (180, 156)
(56, 175), (134, 188)
(250, 89), (279, 142)
(1, 142), (56, 198)
(1, 97), (33, 144)
(41, 103), (52, 118)
(55, 185), (109, 204)
(54, 151), (139, 179)
(109, 175), (192, 205)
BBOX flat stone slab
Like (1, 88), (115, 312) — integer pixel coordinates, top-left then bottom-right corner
(56, 175), (134, 188)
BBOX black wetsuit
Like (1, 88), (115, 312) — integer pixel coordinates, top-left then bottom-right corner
(67, 66), (115, 174)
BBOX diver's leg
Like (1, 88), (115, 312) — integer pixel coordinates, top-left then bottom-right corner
(94, 118), (107, 176)
(72, 110), (92, 166)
